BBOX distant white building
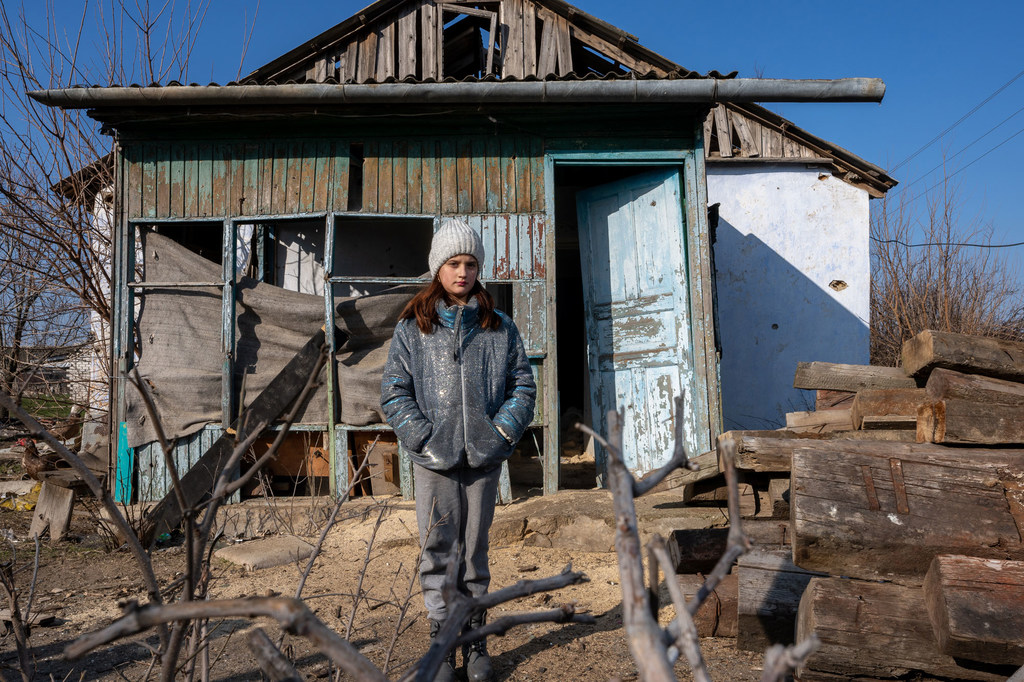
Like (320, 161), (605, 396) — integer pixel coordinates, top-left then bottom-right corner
(704, 103), (896, 429)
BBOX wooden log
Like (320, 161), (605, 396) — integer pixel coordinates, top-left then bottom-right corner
(924, 554), (1024, 665)
(850, 388), (927, 429)
(676, 573), (737, 638)
(918, 398), (1024, 445)
(723, 430), (916, 475)
(797, 577), (1007, 681)
(682, 480), (756, 516)
(737, 548), (824, 652)
(926, 367), (1024, 405)
(815, 389), (854, 411)
(861, 415), (917, 430)
(794, 361), (917, 392)
(669, 520), (791, 573)
(640, 449), (719, 493)
(903, 329), (1024, 381)
(790, 440), (1024, 582)
(29, 482), (74, 543)
(784, 409), (853, 432)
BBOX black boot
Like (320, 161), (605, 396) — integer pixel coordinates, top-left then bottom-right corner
(464, 612), (492, 682)
(429, 618), (459, 682)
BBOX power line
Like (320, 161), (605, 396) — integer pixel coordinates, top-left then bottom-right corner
(891, 67), (1024, 172)
(898, 103), (1024, 192)
(905, 123), (1024, 205)
(868, 237), (1024, 250)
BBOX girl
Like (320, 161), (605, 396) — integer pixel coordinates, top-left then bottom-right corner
(380, 217), (536, 682)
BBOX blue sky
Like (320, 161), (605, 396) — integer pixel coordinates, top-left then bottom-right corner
(32, 1), (1024, 255)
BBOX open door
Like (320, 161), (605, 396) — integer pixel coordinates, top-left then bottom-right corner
(576, 168), (698, 482)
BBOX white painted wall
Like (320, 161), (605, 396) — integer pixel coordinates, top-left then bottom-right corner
(707, 164), (870, 429)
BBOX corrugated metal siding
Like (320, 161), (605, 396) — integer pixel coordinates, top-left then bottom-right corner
(123, 140), (350, 218)
(362, 136), (544, 214)
(137, 425), (224, 501)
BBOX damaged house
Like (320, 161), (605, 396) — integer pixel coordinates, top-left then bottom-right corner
(31, 0), (889, 504)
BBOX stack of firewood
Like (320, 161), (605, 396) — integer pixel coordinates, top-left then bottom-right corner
(674, 329), (1024, 680)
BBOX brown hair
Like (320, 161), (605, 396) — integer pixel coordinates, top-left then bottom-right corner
(400, 277), (500, 334)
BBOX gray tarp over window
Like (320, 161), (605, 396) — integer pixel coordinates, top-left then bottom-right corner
(124, 231), (416, 448)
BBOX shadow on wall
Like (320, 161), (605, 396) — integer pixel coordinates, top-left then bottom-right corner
(714, 219), (869, 430)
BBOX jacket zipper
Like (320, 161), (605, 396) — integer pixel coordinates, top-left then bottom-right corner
(456, 306), (470, 456)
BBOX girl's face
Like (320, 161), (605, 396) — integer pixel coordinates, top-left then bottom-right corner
(438, 254), (479, 304)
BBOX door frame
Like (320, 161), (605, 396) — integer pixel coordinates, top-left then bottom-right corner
(543, 143), (722, 490)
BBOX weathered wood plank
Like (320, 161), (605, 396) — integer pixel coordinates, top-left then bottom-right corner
(737, 548), (824, 652)
(499, 136), (517, 213)
(637, 449), (719, 492)
(392, 139), (408, 214)
(376, 23), (394, 82)
(397, 5), (418, 78)
(529, 136), (543, 212)
(330, 141), (349, 213)
(358, 31), (378, 83)
(484, 136), (502, 213)
(378, 139), (393, 213)
(903, 329), (1024, 380)
(405, 138), (422, 214)
(861, 415), (917, 430)
(918, 398), (1024, 444)
(713, 106), (732, 157)
(554, 14), (572, 76)
(362, 139), (379, 212)
(924, 554), (1024, 665)
(784, 409), (853, 432)
(730, 110), (761, 157)
(29, 482), (74, 543)
(420, 139), (440, 214)
(683, 480), (756, 517)
(791, 440), (1024, 582)
(420, 1), (437, 80)
(815, 389), (854, 410)
(851, 388), (927, 429)
(724, 430), (917, 473)
(470, 138), (486, 213)
(514, 136), (532, 214)
(456, 137), (472, 214)
(536, 12), (556, 77)
(439, 138), (458, 214)
(670, 521), (792, 572)
(926, 366), (1024, 405)
(794, 361), (917, 392)
(522, 4), (537, 77)
(677, 573), (738, 638)
(797, 577), (1006, 681)
(502, 0), (524, 79)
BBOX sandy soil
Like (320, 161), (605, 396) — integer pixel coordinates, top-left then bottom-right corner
(0, 442), (765, 681)
(0, 494), (766, 682)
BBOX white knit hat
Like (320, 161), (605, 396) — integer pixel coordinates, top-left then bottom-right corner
(428, 217), (485, 278)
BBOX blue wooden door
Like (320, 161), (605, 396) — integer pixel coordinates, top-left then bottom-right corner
(576, 168), (698, 481)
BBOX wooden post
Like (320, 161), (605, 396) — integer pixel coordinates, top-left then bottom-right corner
(793, 361), (917, 391)
(29, 482), (74, 544)
(924, 554), (1024, 665)
(797, 577), (1006, 681)
(850, 388), (927, 429)
(790, 440), (1024, 582)
(903, 329), (1024, 380)
(917, 399), (1024, 444)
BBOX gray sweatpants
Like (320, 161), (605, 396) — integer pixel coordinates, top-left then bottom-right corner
(414, 463), (502, 621)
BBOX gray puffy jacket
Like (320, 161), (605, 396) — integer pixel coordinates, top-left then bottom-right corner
(380, 298), (536, 471)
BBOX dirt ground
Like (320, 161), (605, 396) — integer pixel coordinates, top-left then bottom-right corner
(0, 456), (765, 681)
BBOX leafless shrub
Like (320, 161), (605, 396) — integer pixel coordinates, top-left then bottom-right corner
(870, 174), (1024, 366)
